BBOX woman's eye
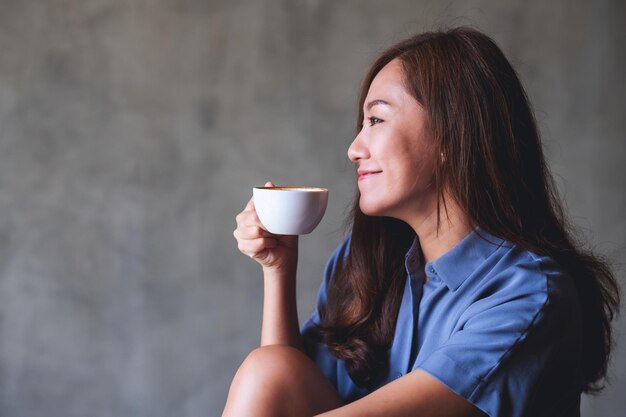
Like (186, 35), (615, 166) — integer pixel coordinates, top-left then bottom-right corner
(368, 117), (383, 126)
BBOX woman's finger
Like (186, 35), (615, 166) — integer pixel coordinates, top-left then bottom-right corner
(235, 207), (264, 228)
(233, 225), (272, 240)
(244, 196), (255, 211)
(237, 236), (278, 256)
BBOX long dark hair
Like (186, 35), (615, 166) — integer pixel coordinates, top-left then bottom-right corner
(316, 27), (619, 392)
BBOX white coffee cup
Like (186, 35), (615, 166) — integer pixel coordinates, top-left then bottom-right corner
(253, 186), (329, 235)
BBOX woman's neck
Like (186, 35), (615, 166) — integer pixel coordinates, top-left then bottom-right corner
(407, 197), (473, 264)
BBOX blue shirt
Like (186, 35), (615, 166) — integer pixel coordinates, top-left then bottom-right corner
(301, 229), (583, 417)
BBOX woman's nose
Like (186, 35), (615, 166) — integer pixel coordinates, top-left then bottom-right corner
(347, 130), (368, 162)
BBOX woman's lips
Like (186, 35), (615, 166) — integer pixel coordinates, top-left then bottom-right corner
(357, 170), (382, 181)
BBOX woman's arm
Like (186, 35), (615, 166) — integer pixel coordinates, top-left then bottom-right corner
(316, 369), (484, 417)
(260, 262), (303, 348)
(233, 183), (303, 349)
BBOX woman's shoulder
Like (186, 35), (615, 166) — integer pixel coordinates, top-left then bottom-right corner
(482, 238), (580, 322)
(438, 228), (579, 324)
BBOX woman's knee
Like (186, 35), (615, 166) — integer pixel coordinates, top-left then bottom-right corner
(234, 345), (313, 392)
(223, 345), (341, 416)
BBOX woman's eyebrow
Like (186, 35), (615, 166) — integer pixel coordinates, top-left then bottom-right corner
(365, 99), (392, 111)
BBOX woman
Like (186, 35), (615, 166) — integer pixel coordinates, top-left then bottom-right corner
(223, 27), (619, 417)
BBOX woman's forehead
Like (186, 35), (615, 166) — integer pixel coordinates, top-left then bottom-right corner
(365, 60), (409, 108)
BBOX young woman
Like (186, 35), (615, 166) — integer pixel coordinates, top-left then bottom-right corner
(224, 27), (619, 417)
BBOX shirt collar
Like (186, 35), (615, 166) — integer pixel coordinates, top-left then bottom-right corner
(405, 228), (506, 291)
(404, 238), (423, 277)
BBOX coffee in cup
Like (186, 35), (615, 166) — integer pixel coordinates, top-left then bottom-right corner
(253, 186), (329, 235)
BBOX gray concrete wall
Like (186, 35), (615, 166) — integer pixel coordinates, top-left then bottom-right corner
(0, 1), (623, 416)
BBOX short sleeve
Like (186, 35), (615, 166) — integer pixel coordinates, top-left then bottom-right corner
(416, 254), (581, 417)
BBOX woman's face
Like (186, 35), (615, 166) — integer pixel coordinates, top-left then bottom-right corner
(348, 58), (438, 222)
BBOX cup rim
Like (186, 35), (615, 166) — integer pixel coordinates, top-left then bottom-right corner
(254, 186), (328, 192)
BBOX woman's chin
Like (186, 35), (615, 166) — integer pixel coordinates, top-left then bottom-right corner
(359, 200), (387, 217)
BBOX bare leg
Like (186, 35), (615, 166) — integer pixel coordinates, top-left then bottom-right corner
(222, 345), (342, 417)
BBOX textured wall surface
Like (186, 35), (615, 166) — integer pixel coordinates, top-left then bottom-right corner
(0, 1), (624, 416)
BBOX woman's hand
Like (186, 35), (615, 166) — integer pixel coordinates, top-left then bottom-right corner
(233, 182), (299, 274)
